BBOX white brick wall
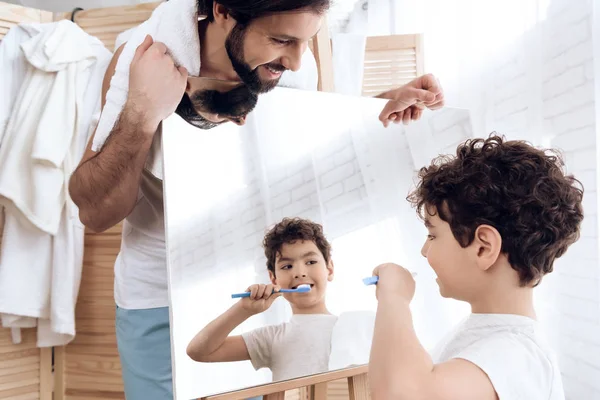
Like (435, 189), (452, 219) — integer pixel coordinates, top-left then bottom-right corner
(476, 0), (600, 397)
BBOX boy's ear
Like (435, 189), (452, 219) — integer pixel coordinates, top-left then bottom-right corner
(471, 224), (502, 271)
(326, 260), (334, 282)
(268, 269), (277, 285)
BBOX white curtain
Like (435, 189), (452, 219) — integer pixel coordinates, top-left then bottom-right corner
(162, 87), (474, 399)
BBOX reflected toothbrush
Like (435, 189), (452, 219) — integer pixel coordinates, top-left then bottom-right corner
(231, 284), (311, 299)
(363, 272), (417, 286)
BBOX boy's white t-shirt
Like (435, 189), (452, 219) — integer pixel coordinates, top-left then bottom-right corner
(242, 314), (338, 382)
(431, 313), (565, 400)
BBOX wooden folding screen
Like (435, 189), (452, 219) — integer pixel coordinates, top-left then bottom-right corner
(0, 5), (54, 400)
(361, 34), (424, 96)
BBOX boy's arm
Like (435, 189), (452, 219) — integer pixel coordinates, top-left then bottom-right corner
(370, 295), (498, 400)
(186, 302), (252, 362)
(186, 283), (281, 363)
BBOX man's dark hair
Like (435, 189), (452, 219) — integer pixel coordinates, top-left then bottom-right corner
(198, 0), (331, 25)
(407, 134), (584, 287)
(263, 217), (332, 275)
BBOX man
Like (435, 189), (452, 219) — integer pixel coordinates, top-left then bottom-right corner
(68, 0), (444, 399)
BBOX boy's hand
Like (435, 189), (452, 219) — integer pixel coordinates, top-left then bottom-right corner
(239, 284), (282, 315)
(372, 263), (415, 303)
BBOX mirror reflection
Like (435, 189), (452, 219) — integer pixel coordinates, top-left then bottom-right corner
(162, 86), (473, 399)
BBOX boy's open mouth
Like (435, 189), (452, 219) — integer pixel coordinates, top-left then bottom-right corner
(291, 284), (314, 290)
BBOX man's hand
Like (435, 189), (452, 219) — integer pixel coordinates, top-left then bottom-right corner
(126, 35), (189, 133)
(377, 74), (445, 127)
(239, 284), (282, 315)
(372, 263), (416, 303)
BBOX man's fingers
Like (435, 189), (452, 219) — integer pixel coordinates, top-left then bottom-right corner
(178, 65), (189, 78)
(411, 88), (436, 103)
(133, 35), (154, 61)
(379, 99), (409, 124)
(421, 74), (442, 95)
(403, 108), (412, 125)
(413, 108), (423, 120)
(149, 41), (168, 55)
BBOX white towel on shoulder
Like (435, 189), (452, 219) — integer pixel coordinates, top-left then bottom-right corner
(328, 310), (376, 370)
(92, 0), (200, 152)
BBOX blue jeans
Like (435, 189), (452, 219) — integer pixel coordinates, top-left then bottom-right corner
(116, 306), (173, 400)
(115, 305), (263, 400)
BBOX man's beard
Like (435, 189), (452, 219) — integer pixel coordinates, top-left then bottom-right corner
(225, 23), (286, 94)
(191, 84), (258, 117)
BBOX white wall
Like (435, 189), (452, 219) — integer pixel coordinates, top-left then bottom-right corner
(544, 1), (600, 398)
(413, 0), (599, 398)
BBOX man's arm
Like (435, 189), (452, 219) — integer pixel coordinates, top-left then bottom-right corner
(68, 35), (187, 232)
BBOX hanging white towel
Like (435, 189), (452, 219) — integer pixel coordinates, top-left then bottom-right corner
(331, 33), (366, 96)
(328, 310), (376, 370)
(0, 20), (111, 347)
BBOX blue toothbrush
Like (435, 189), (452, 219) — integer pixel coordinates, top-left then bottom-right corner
(363, 276), (380, 285)
(363, 272), (417, 286)
(231, 284), (311, 299)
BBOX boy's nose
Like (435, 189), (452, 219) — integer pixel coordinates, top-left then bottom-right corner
(421, 243), (428, 258)
(294, 273), (307, 279)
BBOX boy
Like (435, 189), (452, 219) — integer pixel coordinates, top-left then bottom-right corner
(369, 134), (583, 400)
(186, 217), (337, 381)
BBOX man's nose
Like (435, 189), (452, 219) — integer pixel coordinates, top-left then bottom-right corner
(231, 116), (246, 126)
(281, 43), (305, 72)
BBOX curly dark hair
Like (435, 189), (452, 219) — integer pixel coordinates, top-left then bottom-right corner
(263, 217), (332, 275)
(407, 134), (584, 287)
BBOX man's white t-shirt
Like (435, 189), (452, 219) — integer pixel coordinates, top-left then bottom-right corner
(242, 314), (338, 382)
(431, 313), (565, 400)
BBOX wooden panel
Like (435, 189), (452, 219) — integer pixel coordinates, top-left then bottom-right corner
(361, 34), (424, 97)
(54, 224), (124, 400)
(0, 211), (53, 400)
(54, 2), (162, 51)
(0, 2), (52, 40)
(327, 378), (351, 400)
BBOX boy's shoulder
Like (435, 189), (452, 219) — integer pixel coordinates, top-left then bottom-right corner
(435, 314), (564, 400)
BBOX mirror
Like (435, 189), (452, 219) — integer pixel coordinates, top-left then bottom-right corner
(162, 87), (473, 399)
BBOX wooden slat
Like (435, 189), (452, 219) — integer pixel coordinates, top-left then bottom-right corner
(0, 327), (43, 400)
(202, 366), (368, 400)
(53, 2), (162, 50)
(312, 16), (334, 92)
(361, 34), (423, 96)
(54, 220), (124, 400)
(347, 373), (369, 400)
(0, 2), (52, 40)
